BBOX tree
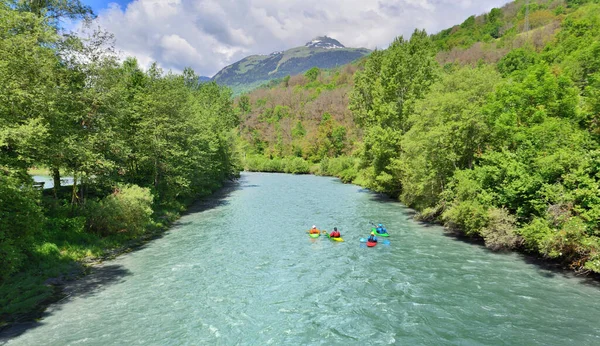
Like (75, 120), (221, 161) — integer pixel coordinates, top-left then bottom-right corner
(13, 0), (94, 25)
(401, 66), (501, 209)
(349, 29), (438, 194)
(0, 3), (55, 174)
(305, 67), (320, 82)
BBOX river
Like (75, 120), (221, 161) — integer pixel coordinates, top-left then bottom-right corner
(4, 173), (600, 345)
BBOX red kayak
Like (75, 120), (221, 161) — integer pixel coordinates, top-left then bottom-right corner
(366, 241), (377, 247)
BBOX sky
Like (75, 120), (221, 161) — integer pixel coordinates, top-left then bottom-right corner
(80, 0), (512, 77)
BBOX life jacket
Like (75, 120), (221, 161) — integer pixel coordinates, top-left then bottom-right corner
(331, 231), (340, 238)
(310, 229), (320, 234)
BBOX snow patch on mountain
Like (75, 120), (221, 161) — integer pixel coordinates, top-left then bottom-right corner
(305, 36), (345, 49)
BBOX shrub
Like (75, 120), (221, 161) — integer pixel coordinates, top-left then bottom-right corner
(86, 185), (153, 237)
(0, 173), (43, 280)
(442, 200), (489, 237)
(415, 204), (444, 223)
(284, 157), (310, 174)
(481, 208), (522, 250)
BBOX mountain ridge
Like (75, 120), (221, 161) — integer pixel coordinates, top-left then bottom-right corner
(211, 36), (370, 94)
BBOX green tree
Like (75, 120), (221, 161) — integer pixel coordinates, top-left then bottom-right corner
(401, 66), (501, 209)
(305, 67), (320, 82)
(350, 29), (438, 194)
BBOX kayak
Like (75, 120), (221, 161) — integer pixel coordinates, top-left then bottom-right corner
(327, 234), (344, 242)
(309, 233), (320, 238)
(371, 228), (390, 237)
(366, 241), (377, 247)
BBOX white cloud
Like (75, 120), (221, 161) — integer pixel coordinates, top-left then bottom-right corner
(91, 0), (511, 77)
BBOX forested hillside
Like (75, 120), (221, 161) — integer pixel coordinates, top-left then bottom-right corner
(238, 64), (362, 173)
(238, 0), (600, 272)
(0, 1), (240, 323)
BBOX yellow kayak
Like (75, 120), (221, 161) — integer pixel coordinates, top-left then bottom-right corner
(325, 233), (344, 242)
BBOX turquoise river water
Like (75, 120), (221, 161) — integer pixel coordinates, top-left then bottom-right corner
(3, 173), (600, 345)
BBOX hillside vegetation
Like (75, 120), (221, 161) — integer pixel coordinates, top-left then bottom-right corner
(238, 0), (600, 273)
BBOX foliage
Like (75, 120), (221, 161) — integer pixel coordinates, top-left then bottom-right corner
(400, 65), (501, 210)
(350, 29), (438, 194)
(0, 172), (44, 280)
(481, 208), (522, 250)
(238, 64), (360, 161)
(86, 185), (154, 236)
(317, 156), (359, 183)
(497, 48), (539, 76)
(305, 67), (320, 82)
(243, 155), (311, 174)
(0, 2), (241, 323)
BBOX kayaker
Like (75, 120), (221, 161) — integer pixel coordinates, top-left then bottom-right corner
(376, 223), (387, 234)
(368, 233), (378, 243)
(330, 227), (341, 238)
(309, 225), (320, 234)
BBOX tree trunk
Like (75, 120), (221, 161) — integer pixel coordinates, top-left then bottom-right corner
(52, 167), (61, 198)
(71, 171), (78, 205)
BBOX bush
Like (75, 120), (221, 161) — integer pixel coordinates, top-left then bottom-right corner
(86, 185), (153, 236)
(481, 208), (522, 250)
(283, 157), (310, 174)
(243, 155), (311, 174)
(442, 200), (489, 237)
(415, 204), (444, 223)
(0, 173), (44, 280)
(317, 156), (358, 182)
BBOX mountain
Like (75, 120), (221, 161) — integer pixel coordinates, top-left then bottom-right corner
(305, 36), (345, 49)
(212, 36), (370, 94)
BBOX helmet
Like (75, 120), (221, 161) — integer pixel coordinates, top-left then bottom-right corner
(312, 225), (316, 229)
(378, 224), (383, 227)
(334, 227), (338, 231)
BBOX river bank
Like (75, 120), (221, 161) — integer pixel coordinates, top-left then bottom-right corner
(0, 180), (237, 332)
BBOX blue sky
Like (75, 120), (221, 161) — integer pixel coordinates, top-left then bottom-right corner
(79, 0), (512, 77)
(84, 0), (131, 14)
